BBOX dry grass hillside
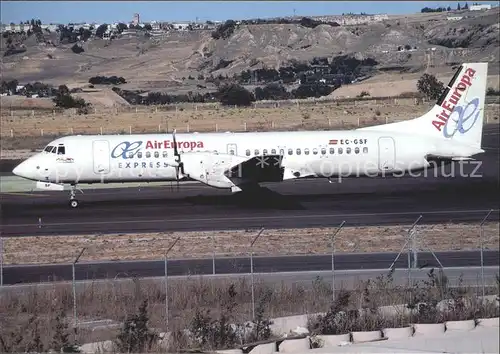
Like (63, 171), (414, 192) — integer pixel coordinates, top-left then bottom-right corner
(1, 8), (499, 90)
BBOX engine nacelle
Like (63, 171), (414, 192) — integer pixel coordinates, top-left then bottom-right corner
(180, 152), (247, 189)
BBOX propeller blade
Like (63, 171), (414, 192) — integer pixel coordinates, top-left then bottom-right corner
(172, 129), (179, 159)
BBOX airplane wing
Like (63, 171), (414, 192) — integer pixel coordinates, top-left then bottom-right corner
(176, 151), (285, 189)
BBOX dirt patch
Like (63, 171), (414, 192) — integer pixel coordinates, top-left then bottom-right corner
(4, 223), (498, 265)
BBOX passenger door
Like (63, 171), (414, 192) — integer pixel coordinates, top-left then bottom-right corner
(93, 140), (110, 174)
(378, 137), (396, 171)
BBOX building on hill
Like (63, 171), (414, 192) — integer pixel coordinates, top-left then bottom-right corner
(469, 4), (492, 10)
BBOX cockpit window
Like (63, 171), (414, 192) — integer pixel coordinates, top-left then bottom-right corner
(44, 145), (54, 153)
(57, 145), (65, 154)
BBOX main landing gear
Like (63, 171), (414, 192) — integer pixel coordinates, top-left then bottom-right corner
(69, 184), (79, 208)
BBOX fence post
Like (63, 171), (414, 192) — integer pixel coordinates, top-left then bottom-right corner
(479, 209), (493, 297)
(72, 247), (86, 328)
(165, 236), (180, 332)
(215, 123), (218, 132)
(129, 126), (132, 134)
(244, 122), (247, 131)
(331, 221), (346, 302)
(0, 233), (3, 287)
(187, 123), (190, 133)
(40, 129), (44, 136)
(10, 129), (13, 138)
(250, 227), (265, 321)
(100, 127), (103, 135)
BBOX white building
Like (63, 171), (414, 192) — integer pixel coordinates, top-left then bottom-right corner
(447, 16), (464, 21)
(469, 4), (492, 10)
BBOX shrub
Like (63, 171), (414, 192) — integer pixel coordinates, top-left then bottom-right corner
(70, 43), (84, 54)
(417, 73), (445, 101)
(486, 87), (500, 96)
(115, 300), (158, 353)
(212, 20), (237, 40)
(52, 85), (91, 114)
(292, 83), (336, 99)
(217, 83), (255, 106)
(89, 76), (126, 85)
(255, 83), (291, 101)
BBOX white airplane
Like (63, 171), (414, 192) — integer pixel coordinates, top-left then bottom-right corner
(12, 62), (488, 208)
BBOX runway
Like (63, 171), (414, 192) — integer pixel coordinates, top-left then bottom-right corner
(2, 250), (499, 286)
(0, 125), (498, 237)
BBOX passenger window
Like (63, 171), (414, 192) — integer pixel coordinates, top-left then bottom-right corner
(347, 147), (351, 154)
(288, 149), (293, 155)
(355, 147), (360, 154)
(330, 148), (335, 154)
(321, 148), (326, 155)
(128, 152), (134, 158)
(304, 148), (310, 155)
(296, 148), (301, 155)
(363, 147), (368, 154)
(246, 149), (251, 156)
(138, 152), (143, 158)
(57, 146), (65, 154)
(146, 151), (151, 158)
(254, 149), (259, 155)
(162, 151), (168, 158)
(338, 148), (343, 154)
(313, 148), (318, 155)
(271, 149), (277, 154)
(154, 151), (159, 158)
(279, 149), (284, 155)
(263, 149), (268, 155)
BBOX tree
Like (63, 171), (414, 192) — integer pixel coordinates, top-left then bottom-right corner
(417, 73), (445, 101)
(53, 85), (91, 113)
(95, 24), (108, 38)
(217, 83), (255, 106)
(115, 300), (158, 353)
(116, 22), (128, 33)
(51, 308), (80, 353)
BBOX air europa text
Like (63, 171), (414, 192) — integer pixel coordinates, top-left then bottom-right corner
(432, 67), (476, 132)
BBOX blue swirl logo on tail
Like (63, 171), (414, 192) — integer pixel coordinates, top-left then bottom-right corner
(443, 97), (481, 138)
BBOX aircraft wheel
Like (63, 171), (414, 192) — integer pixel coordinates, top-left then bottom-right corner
(69, 199), (79, 208)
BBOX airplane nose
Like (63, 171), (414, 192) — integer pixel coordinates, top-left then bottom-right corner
(12, 160), (31, 179)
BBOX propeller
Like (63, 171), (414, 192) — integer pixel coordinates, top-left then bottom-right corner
(172, 129), (185, 191)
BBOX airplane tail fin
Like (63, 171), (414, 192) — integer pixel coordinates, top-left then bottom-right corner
(360, 62), (488, 151)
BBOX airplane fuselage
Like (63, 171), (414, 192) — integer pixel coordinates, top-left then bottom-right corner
(18, 129), (446, 186)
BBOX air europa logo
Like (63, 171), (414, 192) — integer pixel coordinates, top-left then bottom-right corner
(432, 67), (476, 132)
(111, 139), (204, 159)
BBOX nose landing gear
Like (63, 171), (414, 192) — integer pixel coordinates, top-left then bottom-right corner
(69, 184), (79, 208)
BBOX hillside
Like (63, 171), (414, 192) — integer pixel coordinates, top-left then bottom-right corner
(1, 8), (499, 93)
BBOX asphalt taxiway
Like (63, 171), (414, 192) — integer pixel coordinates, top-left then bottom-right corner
(2, 250), (499, 285)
